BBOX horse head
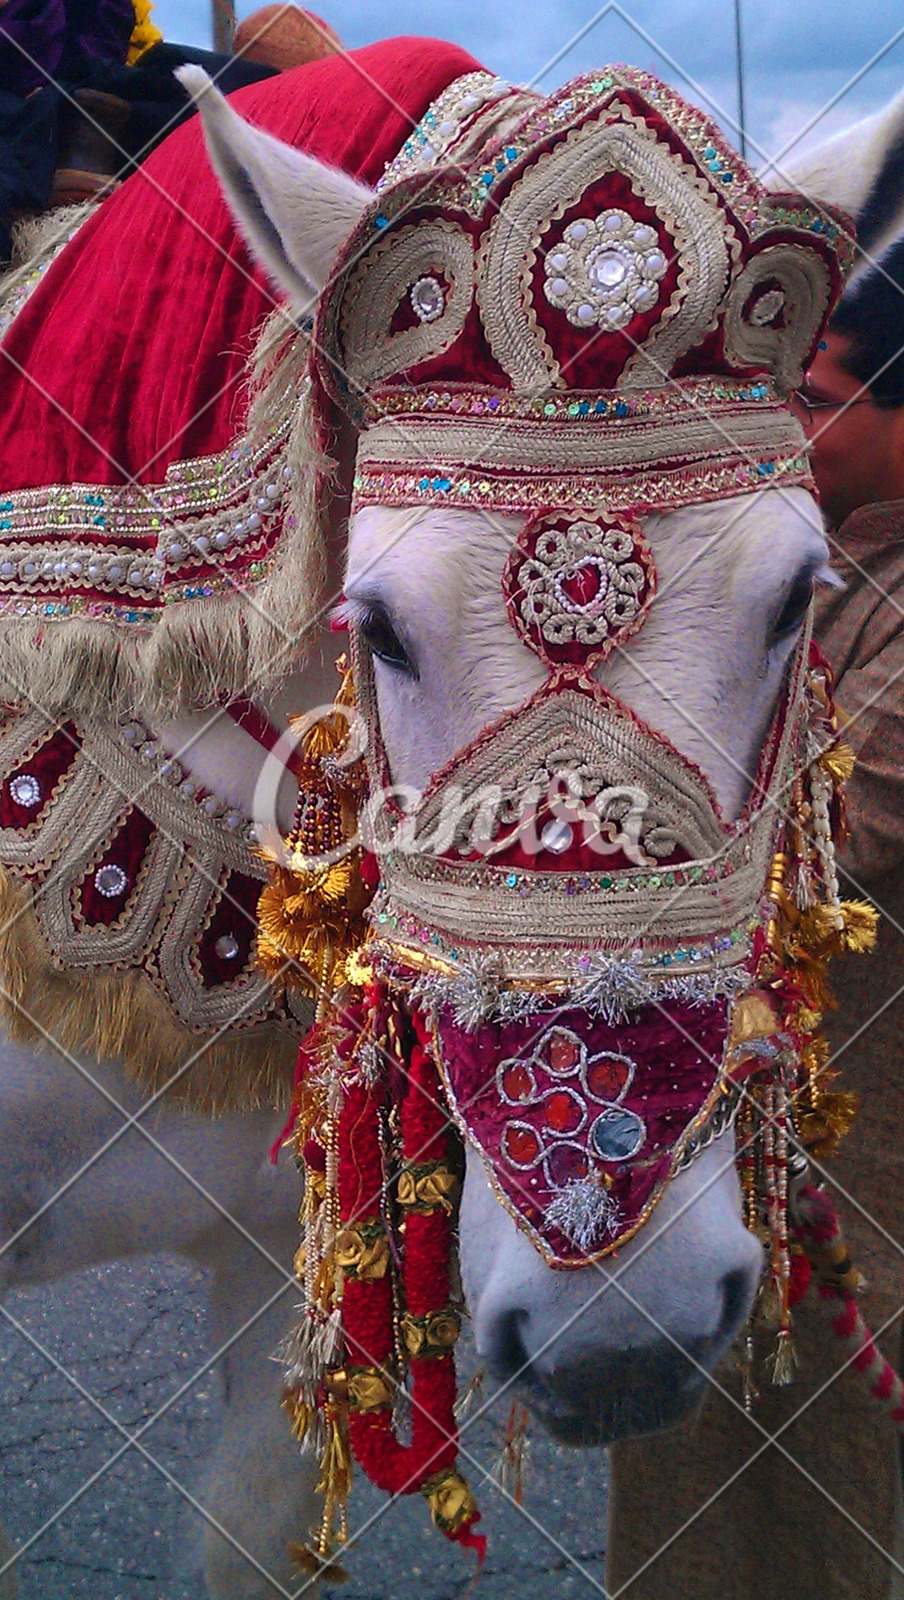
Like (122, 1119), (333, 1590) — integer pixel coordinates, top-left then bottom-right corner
(185, 60), (865, 1457)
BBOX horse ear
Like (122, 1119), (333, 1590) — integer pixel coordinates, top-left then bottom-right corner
(176, 66), (373, 310)
(773, 86), (904, 253)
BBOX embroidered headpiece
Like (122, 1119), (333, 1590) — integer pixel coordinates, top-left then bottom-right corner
(313, 66), (852, 522)
(256, 61), (872, 1577)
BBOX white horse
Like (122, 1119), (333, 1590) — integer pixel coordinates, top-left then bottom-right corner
(1, 57), (901, 1600)
(182, 64), (859, 1439)
(0, 1044), (317, 1596)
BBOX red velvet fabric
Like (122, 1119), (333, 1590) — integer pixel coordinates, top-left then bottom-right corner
(0, 723), (78, 829)
(339, 1035), (464, 1505)
(196, 868), (262, 986)
(435, 1000), (730, 1265)
(0, 37), (483, 493)
(78, 805), (155, 923)
(530, 177), (682, 392)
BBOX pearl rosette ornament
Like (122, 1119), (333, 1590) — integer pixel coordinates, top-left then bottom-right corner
(543, 209), (669, 330)
(503, 509), (656, 669)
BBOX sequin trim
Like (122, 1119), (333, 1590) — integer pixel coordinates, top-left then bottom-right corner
(353, 452), (813, 519)
(352, 376), (814, 516)
(0, 430), (294, 623)
(376, 72), (518, 192)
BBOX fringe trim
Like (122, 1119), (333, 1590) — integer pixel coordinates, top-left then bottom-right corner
(0, 309), (333, 721)
(0, 867), (298, 1113)
(143, 318), (331, 717)
(0, 202), (97, 314)
(280, 1305), (344, 1457)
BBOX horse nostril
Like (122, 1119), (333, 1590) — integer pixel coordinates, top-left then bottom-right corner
(490, 1308), (531, 1383)
(720, 1266), (756, 1343)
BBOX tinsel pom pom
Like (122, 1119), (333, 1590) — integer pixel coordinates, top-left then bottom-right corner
(797, 1090), (860, 1160)
(545, 1178), (620, 1252)
(289, 1542), (349, 1583)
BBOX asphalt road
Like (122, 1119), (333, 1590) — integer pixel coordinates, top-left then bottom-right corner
(0, 1257), (611, 1599)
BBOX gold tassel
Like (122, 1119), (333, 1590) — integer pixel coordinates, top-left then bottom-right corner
(453, 1367), (486, 1420)
(759, 1276), (783, 1330)
(493, 1402), (531, 1505)
(255, 664), (372, 996)
(838, 899), (879, 953)
(282, 1387), (314, 1445)
(797, 1090), (860, 1160)
(789, 899), (877, 959)
(796, 902), (846, 952)
(791, 1004), (822, 1034)
(818, 741), (856, 785)
(289, 1543), (349, 1584)
(284, 1058), (351, 1575)
(785, 951), (836, 1012)
(770, 1326), (798, 1386)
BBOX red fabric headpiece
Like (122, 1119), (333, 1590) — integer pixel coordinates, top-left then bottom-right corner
(314, 67), (852, 523)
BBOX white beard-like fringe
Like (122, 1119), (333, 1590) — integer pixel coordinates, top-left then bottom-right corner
(545, 1179), (622, 1252)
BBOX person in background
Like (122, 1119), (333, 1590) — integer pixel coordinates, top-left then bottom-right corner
(0, 1), (340, 261)
(606, 235), (904, 1598)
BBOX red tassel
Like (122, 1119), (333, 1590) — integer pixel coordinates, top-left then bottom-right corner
(360, 850), (380, 890)
(787, 1252), (811, 1307)
(453, 1522), (487, 1565)
(268, 1024), (330, 1163)
(268, 1109), (296, 1166)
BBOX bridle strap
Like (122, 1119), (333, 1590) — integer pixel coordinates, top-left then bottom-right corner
(225, 697), (302, 773)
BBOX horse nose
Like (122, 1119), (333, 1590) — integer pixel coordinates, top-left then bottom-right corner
(484, 1308), (532, 1385)
(477, 1257), (761, 1400)
(718, 1262), (761, 1347)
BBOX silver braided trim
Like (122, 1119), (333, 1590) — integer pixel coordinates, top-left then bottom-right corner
(672, 1079), (743, 1174)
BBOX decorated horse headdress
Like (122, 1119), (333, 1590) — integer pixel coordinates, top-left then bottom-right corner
(193, 56), (871, 1575)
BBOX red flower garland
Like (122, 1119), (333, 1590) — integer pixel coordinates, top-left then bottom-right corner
(337, 998), (485, 1556)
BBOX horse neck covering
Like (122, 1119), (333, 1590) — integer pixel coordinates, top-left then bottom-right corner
(0, 37), (511, 721)
(0, 42), (530, 1110)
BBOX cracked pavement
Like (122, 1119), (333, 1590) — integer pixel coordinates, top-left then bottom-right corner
(0, 1256), (610, 1598)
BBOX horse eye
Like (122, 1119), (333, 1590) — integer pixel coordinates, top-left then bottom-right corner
(771, 569), (814, 645)
(358, 606), (414, 674)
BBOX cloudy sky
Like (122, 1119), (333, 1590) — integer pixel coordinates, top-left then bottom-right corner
(150, 0), (904, 171)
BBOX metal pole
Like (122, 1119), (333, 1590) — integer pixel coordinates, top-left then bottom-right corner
(212, 0), (236, 55)
(734, 0), (747, 160)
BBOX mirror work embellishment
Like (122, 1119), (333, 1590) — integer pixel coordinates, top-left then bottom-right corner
(543, 209), (669, 331)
